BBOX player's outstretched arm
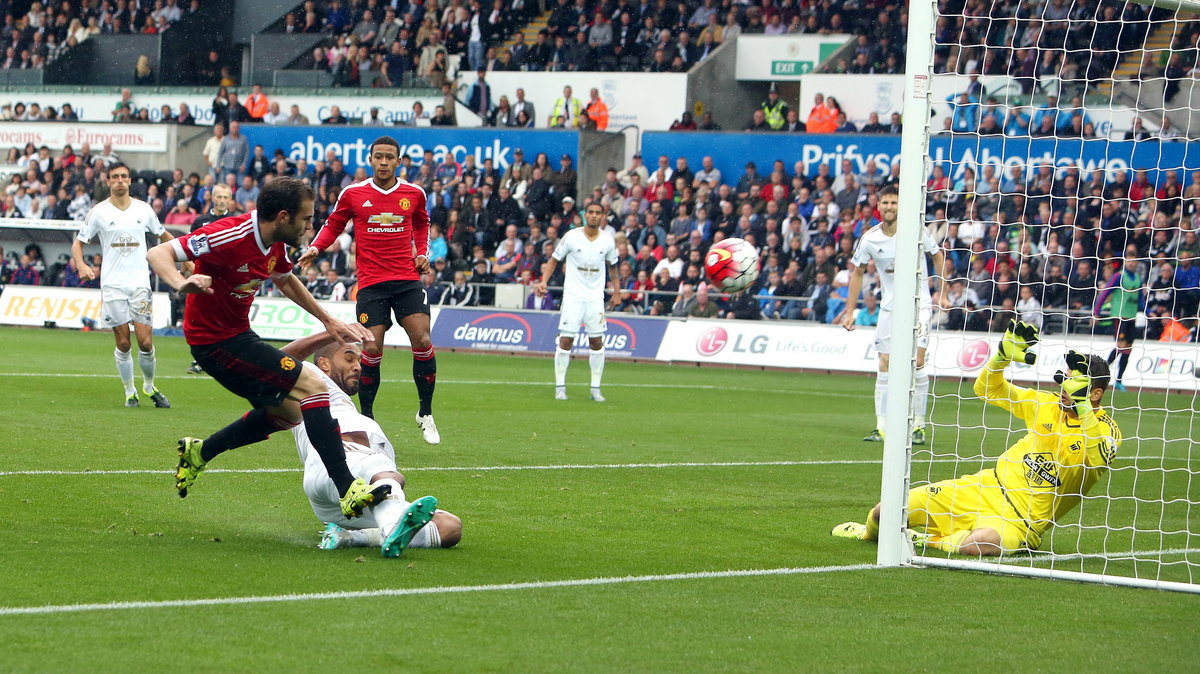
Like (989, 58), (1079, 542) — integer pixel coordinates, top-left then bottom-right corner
(279, 330), (339, 360)
(275, 272), (373, 344)
(147, 242), (212, 294)
(975, 319), (1040, 417)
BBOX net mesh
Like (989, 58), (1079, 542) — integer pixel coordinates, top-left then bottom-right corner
(907, 0), (1200, 587)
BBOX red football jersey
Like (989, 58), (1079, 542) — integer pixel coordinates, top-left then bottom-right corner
(170, 211), (294, 345)
(310, 178), (430, 290)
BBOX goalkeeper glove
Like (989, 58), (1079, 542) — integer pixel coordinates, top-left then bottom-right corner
(1055, 350), (1094, 417)
(995, 319), (1040, 365)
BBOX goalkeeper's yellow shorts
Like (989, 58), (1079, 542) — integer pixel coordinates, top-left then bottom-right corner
(908, 470), (1041, 552)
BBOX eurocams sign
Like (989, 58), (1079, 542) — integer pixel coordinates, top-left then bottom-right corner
(0, 122), (169, 153)
(0, 285), (171, 329)
(735, 35), (850, 81)
(0, 92), (440, 126)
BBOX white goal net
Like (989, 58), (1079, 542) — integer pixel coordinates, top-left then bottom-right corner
(885, 0), (1200, 591)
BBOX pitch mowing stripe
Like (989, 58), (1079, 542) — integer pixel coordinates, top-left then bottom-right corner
(0, 456), (1182, 478)
(0, 372), (868, 397)
(0, 564), (877, 616)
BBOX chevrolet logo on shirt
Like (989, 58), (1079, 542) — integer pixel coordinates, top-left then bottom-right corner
(366, 212), (406, 233)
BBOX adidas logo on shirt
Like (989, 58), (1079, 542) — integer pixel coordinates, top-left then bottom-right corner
(363, 200), (373, 207)
(237, 264), (250, 272)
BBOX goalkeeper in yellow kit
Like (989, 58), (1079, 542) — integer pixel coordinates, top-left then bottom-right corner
(833, 320), (1122, 556)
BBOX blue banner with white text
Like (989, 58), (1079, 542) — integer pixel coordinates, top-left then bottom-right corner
(241, 126), (579, 172)
(642, 132), (1200, 188)
(431, 306), (669, 358)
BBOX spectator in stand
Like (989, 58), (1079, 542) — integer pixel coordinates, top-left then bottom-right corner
(322, 105), (349, 124)
(744, 108), (771, 132)
(582, 88), (609, 130)
(164, 197), (197, 229)
(133, 55), (154, 85)
(11, 254), (40, 285)
(216, 121), (248, 181)
(806, 93), (837, 133)
(245, 83), (270, 122)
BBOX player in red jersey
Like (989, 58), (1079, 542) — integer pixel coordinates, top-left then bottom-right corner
(297, 136), (441, 444)
(147, 178), (388, 519)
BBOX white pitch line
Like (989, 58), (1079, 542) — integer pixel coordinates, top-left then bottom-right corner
(0, 456), (1183, 478)
(0, 563), (876, 617)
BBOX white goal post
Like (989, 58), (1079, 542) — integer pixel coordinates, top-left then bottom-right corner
(881, 0), (1200, 593)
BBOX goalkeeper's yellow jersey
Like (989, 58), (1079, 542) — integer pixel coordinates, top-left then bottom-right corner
(973, 365), (1122, 535)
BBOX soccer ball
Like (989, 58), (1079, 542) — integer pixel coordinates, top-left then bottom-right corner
(704, 237), (760, 294)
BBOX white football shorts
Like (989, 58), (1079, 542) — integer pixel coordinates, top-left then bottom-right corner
(302, 442), (397, 530)
(557, 297), (606, 338)
(101, 286), (153, 328)
(874, 307), (931, 355)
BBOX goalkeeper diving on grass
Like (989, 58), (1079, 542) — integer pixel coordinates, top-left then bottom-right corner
(833, 320), (1122, 556)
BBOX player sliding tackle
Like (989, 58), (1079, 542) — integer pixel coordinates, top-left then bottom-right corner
(833, 320), (1122, 556)
(277, 331), (460, 556)
(147, 178), (388, 520)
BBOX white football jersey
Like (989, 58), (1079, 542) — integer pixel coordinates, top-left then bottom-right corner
(76, 199), (165, 290)
(553, 227), (618, 301)
(291, 362), (395, 464)
(850, 224), (939, 311)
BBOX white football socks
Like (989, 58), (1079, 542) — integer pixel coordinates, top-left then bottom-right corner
(408, 520), (443, 548)
(914, 367), (930, 428)
(874, 371), (889, 432)
(337, 521), (441, 549)
(114, 347), (135, 396)
(589, 347), (605, 388)
(554, 347), (571, 387)
(367, 478), (410, 542)
(138, 347), (156, 392)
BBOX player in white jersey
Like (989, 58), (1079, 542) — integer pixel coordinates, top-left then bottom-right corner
(71, 163), (181, 408)
(279, 332), (461, 556)
(536, 202), (621, 401)
(841, 185), (945, 445)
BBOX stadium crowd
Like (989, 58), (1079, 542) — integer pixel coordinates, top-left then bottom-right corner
(285, 0), (900, 84)
(0, 0), (194, 72)
(2, 134), (1198, 342)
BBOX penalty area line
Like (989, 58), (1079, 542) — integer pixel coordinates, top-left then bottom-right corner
(0, 563), (877, 617)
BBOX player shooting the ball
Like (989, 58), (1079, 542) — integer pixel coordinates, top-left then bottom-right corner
(833, 320), (1122, 556)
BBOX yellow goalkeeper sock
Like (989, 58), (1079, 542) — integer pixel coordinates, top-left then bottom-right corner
(925, 530), (971, 554)
(864, 509), (879, 541)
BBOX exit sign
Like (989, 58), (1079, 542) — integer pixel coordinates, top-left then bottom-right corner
(771, 60), (813, 75)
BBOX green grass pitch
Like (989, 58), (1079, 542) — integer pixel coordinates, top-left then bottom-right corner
(0, 325), (1196, 672)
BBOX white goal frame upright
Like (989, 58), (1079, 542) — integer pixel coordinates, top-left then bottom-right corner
(881, 0), (1200, 593)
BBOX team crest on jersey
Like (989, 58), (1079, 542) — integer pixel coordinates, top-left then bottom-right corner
(1023, 452), (1061, 487)
(266, 256), (277, 274)
(280, 356), (296, 371)
(359, 312), (369, 324)
(399, 197), (411, 211)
